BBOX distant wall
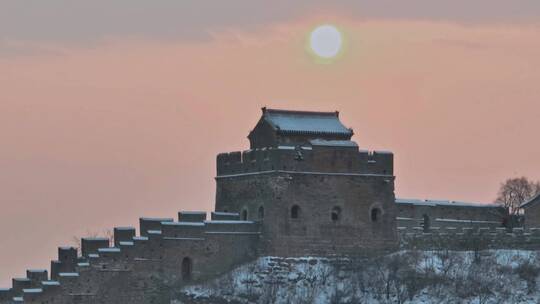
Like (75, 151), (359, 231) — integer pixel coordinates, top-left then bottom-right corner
(397, 202), (504, 230)
(398, 226), (540, 250)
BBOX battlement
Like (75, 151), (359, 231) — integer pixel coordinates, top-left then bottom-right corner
(216, 145), (393, 177)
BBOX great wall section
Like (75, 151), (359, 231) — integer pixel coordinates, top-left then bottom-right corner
(3, 213), (540, 303)
(1, 108), (538, 303)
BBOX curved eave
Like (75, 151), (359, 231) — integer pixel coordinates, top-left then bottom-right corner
(276, 129), (354, 137)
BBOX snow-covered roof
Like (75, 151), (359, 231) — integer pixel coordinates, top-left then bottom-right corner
(140, 217), (174, 222)
(262, 108), (353, 136)
(114, 227), (135, 230)
(98, 248), (120, 253)
(204, 220), (255, 224)
(58, 246), (76, 250)
(212, 212), (239, 216)
(396, 198), (499, 208)
(161, 221), (205, 227)
(82, 237), (109, 241)
(27, 269), (47, 273)
(309, 139), (358, 147)
(520, 193), (540, 208)
(58, 273), (79, 277)
(23, 289), (43, 294)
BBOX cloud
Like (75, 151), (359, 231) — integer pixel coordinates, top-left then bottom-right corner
(1, 0), (539, 48)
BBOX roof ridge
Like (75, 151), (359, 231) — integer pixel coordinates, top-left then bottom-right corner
(262, 107), (338, 117)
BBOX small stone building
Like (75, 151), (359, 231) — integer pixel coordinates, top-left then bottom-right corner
(521, 194), (540, 227)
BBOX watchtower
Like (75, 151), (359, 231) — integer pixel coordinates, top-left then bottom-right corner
(215, 108), (397, 256)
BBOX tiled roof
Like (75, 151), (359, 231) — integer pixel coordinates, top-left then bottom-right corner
(262, 108), (353, 136)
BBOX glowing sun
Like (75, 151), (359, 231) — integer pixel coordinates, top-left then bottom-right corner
(309, 25), (343, 59)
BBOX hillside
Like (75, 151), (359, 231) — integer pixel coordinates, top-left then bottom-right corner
(174, 250), (540, 304)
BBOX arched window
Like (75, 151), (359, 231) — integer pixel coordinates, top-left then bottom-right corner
(258, 206), (265, 219)
(241, 209), (248, 221)
(181, 257), (192, 281)
(291, 205), (301, 219)
(331, 206), (342, 222)
(371, 208), (381, 222)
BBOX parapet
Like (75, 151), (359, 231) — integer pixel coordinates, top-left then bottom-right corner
(161, 222), (206, 239)
(205, 220), (260, 234)
(398, 226), (540, 250)
(178, 211), (207, 222)
(216, 145), (393, 177)
(26, 270), (47, 286)
(211, 212), (240, 221)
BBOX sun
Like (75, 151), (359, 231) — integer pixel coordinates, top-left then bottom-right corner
(309, 25), (343, 59)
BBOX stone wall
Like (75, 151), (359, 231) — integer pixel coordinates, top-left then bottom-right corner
(216, 171), (398, 257)
(524, 200), (540, 228)
(0, 211), (260, 304)
(398, 226), (540, 250)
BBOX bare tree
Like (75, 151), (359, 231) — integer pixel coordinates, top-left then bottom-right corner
(495, 177), (540, 227)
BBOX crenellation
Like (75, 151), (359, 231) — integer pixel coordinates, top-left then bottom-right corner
(11, 278), (31, 297)
(211, 211), (240, 221)
(216, 147), (394, 177)
(58, 247), (78, 264)
(25, 270), (47, 288)
(178, 211), (207, 222)
(139, 218), (173, 237)
(81, 238), (110, 257)
(114, 227), (136, 247)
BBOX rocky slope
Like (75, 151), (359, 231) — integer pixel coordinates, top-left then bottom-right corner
(174, 250), (540, 304)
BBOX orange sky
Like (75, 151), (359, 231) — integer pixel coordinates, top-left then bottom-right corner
(1, 15), (540, 284)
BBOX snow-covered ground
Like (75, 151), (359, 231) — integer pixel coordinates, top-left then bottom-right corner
(176, 250), (540, 304)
